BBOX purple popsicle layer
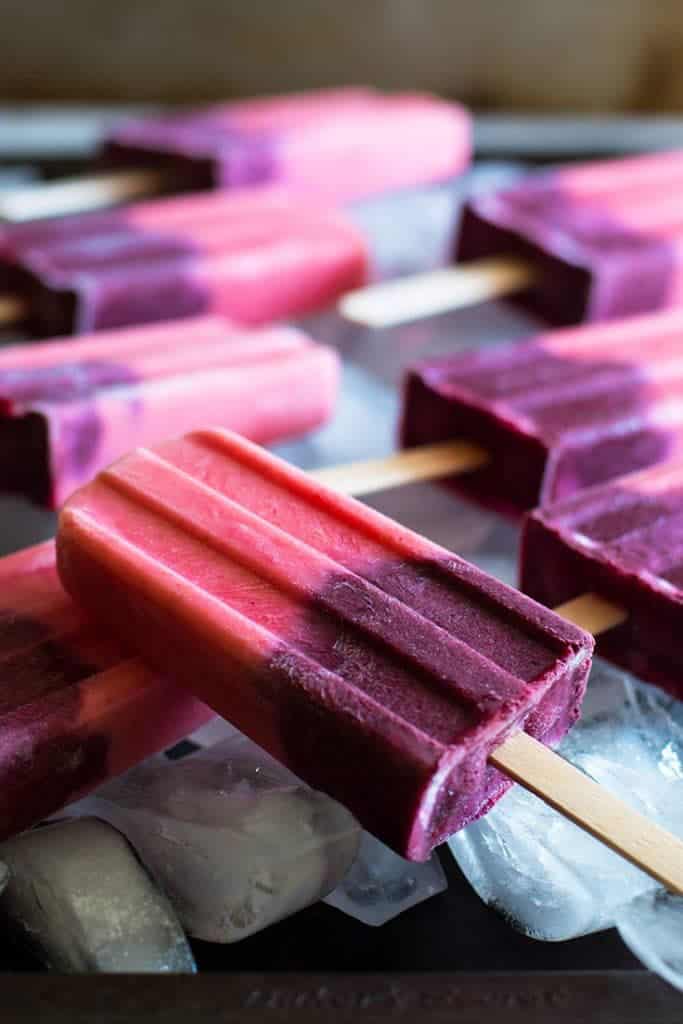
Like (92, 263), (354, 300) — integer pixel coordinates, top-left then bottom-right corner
(103, 88), (471, 202)
(401, 309), (683, 517)
(0, 541), (211, 841)
(0, 189), (368, 337)
(457, 150), (683, 325)
(521, 459), (683, 698)
(57, 429), (593, 860)
(0, 315), (339, 507)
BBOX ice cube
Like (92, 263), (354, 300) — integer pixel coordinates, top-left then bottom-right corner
(617, 890), (683, 992)
(449, 658), (681, 942)
(0, 817), (195, 972)
(74, 734), (361, 943)
(324, 831), (447, 925)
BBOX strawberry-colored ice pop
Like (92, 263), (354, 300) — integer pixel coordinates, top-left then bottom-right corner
(0, 315), (339, 507)
(0, 189), (368, 336)
(57, 428), (593, 860)
(1, 88), (471, 222)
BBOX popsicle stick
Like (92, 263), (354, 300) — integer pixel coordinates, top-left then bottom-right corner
(0, 168), (166, 222)
(310, 440), (488, 496)
(554, 592), (628, 636)
(490, 731), (683, 894)
(0, 294), (26, 326)
(338, 257), (535, 328)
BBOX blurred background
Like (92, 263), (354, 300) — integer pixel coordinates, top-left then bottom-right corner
(1, 0), (683, 110)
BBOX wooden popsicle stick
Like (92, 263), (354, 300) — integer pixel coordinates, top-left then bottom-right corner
(0, 294), (27, 326)
(490, 731), (683, 894)
(310, 440), (488, 496)
(338, 257), (535, 328)
(0, 168), (166, 223)
(554, 592), (628, 636)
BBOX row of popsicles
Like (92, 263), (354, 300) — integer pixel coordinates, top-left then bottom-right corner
(2, 327), (683, 871)
(3, 97), (683, 337)
(2, 87), (683, 919)
(3, 307), (683, 513)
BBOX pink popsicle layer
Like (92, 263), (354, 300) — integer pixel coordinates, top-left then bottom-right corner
(57, 429), (593, 860)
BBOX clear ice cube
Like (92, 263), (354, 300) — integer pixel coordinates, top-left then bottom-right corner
(324, 831), (447, 925)
(449, 657), (683, 972)
(0, 817), (195, 972)
(74, 733), (361, 943)
(617, 891), (683, 992)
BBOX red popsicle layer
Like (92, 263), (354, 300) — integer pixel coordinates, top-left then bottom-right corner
(0, 540), (211, 841)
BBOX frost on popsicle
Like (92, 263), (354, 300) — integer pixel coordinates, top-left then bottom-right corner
(0, 817), (195, 973)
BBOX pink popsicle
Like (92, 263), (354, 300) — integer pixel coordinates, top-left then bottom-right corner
(0, 189), (368, 336)
(0, 315), (339, 507)
(104, 87), (471, 203)
(521, 457), (683, 698)
(401, 308), (683, 517)
(457, 149), (683, 325)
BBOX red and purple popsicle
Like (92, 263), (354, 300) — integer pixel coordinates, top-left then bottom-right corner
(342, 150), (683, 328)
(521, 457), (683, 699)
(56, 428), (593, 860)
(0, 540), (211, 841)
(0, 189), (368, 336)
(0, 315), (339, 507)
(2, 88), (471, 221)
(400, 309), (683, 516)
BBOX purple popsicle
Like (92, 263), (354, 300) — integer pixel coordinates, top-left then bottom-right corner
(401, 309), (683, 517)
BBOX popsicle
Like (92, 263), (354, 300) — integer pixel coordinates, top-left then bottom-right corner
(0, 188), (368, 337)
(55, 426), (683, 894)
(341, 149), (683, 328)
(0, 314), (339, 507)
(0, 540), (212, 842)
(0, 88), (471, 221)
(521, 458), (683, 699)
(400, 309), (683, 517)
